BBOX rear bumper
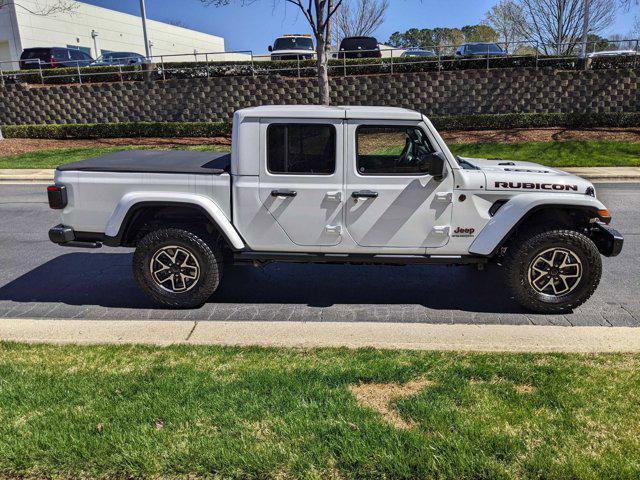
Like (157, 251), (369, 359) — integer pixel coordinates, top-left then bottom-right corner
(49, 224), (103, 249)
(591, 221), (624, 257)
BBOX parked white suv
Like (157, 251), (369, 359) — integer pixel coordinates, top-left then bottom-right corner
(268, 34), (315, 61)
(48, 106), (623, 312)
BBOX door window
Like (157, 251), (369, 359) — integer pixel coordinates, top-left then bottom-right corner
(356, 125), (435, 175)
(267, 124), (336, 175)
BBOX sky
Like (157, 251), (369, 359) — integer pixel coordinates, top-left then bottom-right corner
(80, 0), (637, 53)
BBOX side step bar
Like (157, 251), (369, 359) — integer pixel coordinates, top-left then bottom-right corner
(234, 252), (487, 266)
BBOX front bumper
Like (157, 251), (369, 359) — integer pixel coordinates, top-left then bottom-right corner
(591, 221), (624, 257)
(49, 224), (102, 249)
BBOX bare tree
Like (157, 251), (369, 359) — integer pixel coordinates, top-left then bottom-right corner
(514, 0), (617, 55)
(334, 0), (388, 44)
(0, 0), (77, 15)
(485, 0), (526, 52)
(200, 0), (342, 106)
(164, 18), (189, 28)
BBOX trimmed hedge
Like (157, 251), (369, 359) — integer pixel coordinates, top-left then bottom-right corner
(3, 113), (639, 139)
(431, 112), (640, 131)
(1, 54), (637, 86)
(2, 121), (231, 139)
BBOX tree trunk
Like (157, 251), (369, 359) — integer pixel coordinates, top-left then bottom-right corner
(316, 34), (330, 105)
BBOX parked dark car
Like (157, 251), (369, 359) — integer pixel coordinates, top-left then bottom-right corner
(401, 48), (437, 58)
(455, 42), (506, 57)
(338, 36), (381, 59)
(91, 52), (149, 66)
(20, 47), (94, 69)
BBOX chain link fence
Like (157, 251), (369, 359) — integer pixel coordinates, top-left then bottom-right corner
(1, 39), (638, 87)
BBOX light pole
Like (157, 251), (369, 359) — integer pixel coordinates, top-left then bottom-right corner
(139, 0), (151, 60)
(91, 30), (99, 58)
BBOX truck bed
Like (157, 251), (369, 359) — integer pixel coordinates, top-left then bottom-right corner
(57, 150), (231, 175)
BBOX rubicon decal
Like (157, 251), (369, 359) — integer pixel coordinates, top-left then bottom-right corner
(494, 182), (578, 191)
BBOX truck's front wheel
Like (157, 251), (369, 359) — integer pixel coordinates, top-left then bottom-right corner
(133, 227), (223, 308)
(504, 229), (602, 313)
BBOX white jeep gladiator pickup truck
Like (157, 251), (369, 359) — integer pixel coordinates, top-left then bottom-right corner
(48, 106), (623, 312)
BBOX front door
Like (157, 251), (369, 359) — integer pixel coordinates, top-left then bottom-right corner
(344, 121), (453, 248)
(258, 119), (344, 246)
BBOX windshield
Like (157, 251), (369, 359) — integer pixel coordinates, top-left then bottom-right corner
(21, 49), (51, 60)
(340, 37), (378, 51)
(466, 43), (503, 54)
(99, 53), (138, 61)
(273, 37), (314, 51)
(403, 49), (435, 57)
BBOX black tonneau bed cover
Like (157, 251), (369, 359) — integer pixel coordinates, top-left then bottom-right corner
(57, 150), (231, 174)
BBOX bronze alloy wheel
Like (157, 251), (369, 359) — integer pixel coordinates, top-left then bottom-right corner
(527, 247), (583, 297)
(150, 245), (201, 293)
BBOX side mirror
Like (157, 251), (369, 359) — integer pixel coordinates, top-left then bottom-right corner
(268, 46), (273, 52)
(428, 152), (445, 180)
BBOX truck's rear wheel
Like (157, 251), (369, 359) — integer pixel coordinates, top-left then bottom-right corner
(504, 229), (601, 313)
(133, 227), (222, 308)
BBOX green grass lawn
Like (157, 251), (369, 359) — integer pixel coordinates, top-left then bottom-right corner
(0, 342), (638, 479)
(0, 145), (229, 169)
(448, 140), (640, 168)
(0, 140), (639, 169)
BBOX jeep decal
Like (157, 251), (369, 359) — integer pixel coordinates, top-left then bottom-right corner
(453, 227), (476, 237)
(494, 182), (578, 191)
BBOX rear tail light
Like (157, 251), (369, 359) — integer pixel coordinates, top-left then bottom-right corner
(49, 56), (57, 68)
(47, 185), (67, 209)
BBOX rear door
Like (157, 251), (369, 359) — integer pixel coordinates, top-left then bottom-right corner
(344, 121), (453, 248)
(20, 48), (51, 69)
(258, 119), (344, 246)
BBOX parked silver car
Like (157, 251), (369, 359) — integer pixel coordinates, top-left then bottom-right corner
(401, 49), (436, 58)
(455, 42), (506, 57)
(91, 52), (149, 67)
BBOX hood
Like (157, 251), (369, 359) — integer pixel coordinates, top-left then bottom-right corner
(459, 157), (594, 194)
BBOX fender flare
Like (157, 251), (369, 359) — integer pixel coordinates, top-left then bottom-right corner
(469, 193), (607, 257)
(103, 192), (246, 250)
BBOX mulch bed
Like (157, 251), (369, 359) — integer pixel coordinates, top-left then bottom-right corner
(1, 128), (639, 158)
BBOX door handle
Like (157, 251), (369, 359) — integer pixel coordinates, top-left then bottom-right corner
(351, 190), (378, 199)
(271, 189), (297, 198)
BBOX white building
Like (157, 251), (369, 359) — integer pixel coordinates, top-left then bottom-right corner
(0, 0), (234, 69)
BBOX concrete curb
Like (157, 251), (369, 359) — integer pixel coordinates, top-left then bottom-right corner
(0, 169), (55, 183)
(1, 168), (640, 183)
(1, 319), (639, 352)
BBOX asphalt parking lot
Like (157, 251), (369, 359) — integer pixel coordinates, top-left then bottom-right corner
(0, 183), (638, 326)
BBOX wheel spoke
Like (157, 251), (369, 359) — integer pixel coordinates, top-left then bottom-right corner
(558, 275), (571, 293)
(532, 266), (547, 276)
(537, 255), (554, 267)
(533, 273), (550, 289)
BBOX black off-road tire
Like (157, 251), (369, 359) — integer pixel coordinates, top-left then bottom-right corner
(504, 229), (602, 313)
(133, 227), (223, 308)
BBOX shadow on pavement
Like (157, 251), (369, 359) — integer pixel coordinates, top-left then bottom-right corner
(0, 252), (525, 313)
